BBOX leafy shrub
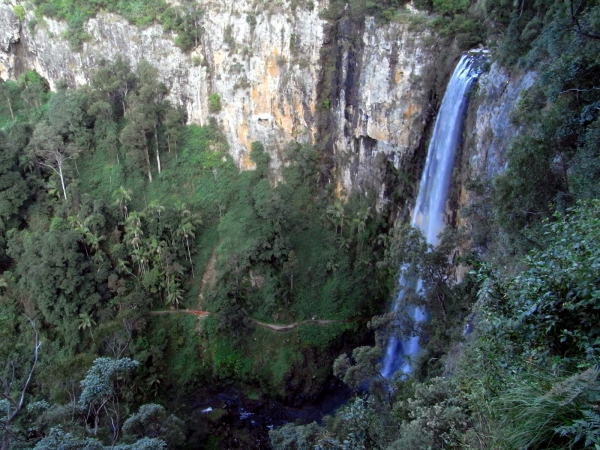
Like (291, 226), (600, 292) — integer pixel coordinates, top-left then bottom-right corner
(246, 14), (257, 28)
(13, 5), (26, 21)
(29, 0), (202, 51)
(479, 201), (600, 366)
(432, 0), (469, 16)
(122, 404), (185, 448)
(269, 422), (323, 450)
(208, 93), (221, 113)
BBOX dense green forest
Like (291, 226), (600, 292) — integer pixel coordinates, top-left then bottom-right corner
(1, 0), (600, 447)
(0, 51), (393, 448)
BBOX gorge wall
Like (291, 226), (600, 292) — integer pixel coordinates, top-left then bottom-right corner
(0, 0), (530, 201)
(452, 62), (536, 233)
(0, 0), (447, 196)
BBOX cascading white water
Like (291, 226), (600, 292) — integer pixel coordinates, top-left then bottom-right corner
(382, 53), (484, 378)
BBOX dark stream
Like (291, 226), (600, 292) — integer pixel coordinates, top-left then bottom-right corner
(185, 381), (352, 448)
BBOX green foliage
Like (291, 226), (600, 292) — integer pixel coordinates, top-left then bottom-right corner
(29, 0), (203, 51)
(321, 0), (408, 23)
(486, 0), (600, 249)
(209, 334), (252, 380)
(0, 62), (222, 447)
(318, 0), (482, 48)
(298, 323), (352, 348)
(64, 16), (93, 50)
(446, 201), (600, 449)
(432, 0), (469, 16)
(496, 368), (600, 449)
(79, 357), (139, 409)
(292, 193), (600, 450)
(31, 427), (168, 449)
(246, 14), (257, 28)
(333, 345), (382, 389)
(478, 201), (600, 367)
(13, 5), (26, 21)
(320, 396), (387, 448)
(122, 404), (185, 449)
(9, 229), (103, 347)
(0, 70), (50, 125)
(431, 14), (484, 49)
(250, 141), (270, 176)
(165, 0), (204, 52)
(31, 427), (105, 450)
(0, 129), (30, 222)
(412, 0), (434, 11)
(208, 93), (221, 113)
(1, 356), (175, 449)
(388, 377), (471, 449)
(557, 409), (600, 448)
(269, 421), (323, 450)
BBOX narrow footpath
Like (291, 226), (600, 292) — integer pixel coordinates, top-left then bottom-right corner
(148, 309), (347, 332)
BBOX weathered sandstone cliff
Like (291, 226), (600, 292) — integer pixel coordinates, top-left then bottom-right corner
(0, 0), (534, 208)
(0, 0), (443, 197)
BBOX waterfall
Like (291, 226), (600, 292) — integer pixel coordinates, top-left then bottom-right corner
(382, 53), (485, 379)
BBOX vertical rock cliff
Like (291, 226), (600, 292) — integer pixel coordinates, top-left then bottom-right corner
(0, 0), (450, 197)
(0, 0), (326, 174)
(0, 0), (535, 206)
(454, 63), (537, 230)
(469, 62), (536, 180)
(322, 15), (439, 200)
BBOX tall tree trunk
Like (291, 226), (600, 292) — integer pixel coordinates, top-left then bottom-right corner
(186, 237), (195, 278)
(122, 87), (129, 116)
(58, 163), (68, 200)
(144, 142), (153, 183)
(0, 316), (41, 450)
(154, 127), (161, 174)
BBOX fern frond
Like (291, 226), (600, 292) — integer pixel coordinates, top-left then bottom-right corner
(556, 409), (600, 447)
(543, 367), (599, 406)
(497, 368), (600, 449)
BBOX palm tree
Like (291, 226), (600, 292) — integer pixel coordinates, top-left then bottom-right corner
(113, 185), (132, 220)
(326, 260), (339, 273)
(91, 250), (106, 271)
(85, 231), (105, 254)
(124, 212), (144, 250)
(146, 200), (165, 218)
(131, 247), (149, 276)
(325, 202), (346, 235)
(174, 203), (202, 278)
(164, 263), (184, 297)
(377, 233), (391, 248)
(353, 207), (372, 252)
(166, 282), (184, 310)
(337, 236), (351, 251)
(78, 312), (97, 343)
(68, 214), (92, 255)
(145, 200), (165, 235)
(115, 257), (132, 276)
(177, 221), (196, 277)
